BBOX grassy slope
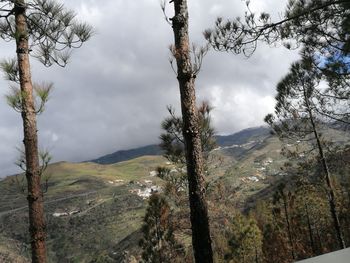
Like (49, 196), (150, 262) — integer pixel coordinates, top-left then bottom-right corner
(0, 156), (167, 262)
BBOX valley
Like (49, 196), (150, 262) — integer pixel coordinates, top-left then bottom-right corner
(0, 126), (349, 262)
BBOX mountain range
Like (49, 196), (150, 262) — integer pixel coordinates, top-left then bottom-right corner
(90, 126), (272, 164)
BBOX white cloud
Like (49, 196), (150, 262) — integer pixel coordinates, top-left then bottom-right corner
(206, 85), (276, 134)
(78, 4), (102, 26)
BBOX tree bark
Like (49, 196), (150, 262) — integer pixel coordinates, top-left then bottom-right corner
(282, 195), (295, 260)
(304, 203), (317, 255)
(171, 1), (213, 262)
(303, 87), (346, 249)
(15, 1), (47, 262)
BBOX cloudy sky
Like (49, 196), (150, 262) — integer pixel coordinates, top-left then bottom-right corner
(0, 0), (300, 177)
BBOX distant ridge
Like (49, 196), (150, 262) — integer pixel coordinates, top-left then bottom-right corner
(89, 144), (162, 164)
(215, 126), (271, 146)
(89, 126), (271, 165)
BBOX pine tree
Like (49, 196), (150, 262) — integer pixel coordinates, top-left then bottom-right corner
(0, 1), (92, 262)
(226, 212), (263, 263)
(205, 0), (349, 75)
(265, 59), (346, 248)
(157, 102), (217, 259)
(159, 101), (216, 195)
(140, 193), (184, 263)
(164, 1), (214, 262)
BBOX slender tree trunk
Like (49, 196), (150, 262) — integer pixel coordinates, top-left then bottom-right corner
(170, 1), (213, 262)
(303, 88), (346, 249)
(305, 203), (317, 255)
(15, 1), (47, 262)
(282, 196), (295, 260)
(315, 224), (323, 253)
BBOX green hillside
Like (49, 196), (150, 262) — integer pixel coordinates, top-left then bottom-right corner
(0, 126), (349, 262)
(0, 156), (168, 262)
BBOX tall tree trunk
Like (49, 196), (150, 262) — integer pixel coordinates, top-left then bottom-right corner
(282, 195), (295, 260)
(303, 87), (346, 249)
(170, 1), (213, 262)
(315, 224), (323, 253)
(304, 203), (317, 255)
(15, 1), (47, 262)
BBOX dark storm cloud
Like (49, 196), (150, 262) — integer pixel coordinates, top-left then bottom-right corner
(0, 0), (299, 177)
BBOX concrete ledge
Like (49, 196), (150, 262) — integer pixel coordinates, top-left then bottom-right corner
(296, 248), (350, 263)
